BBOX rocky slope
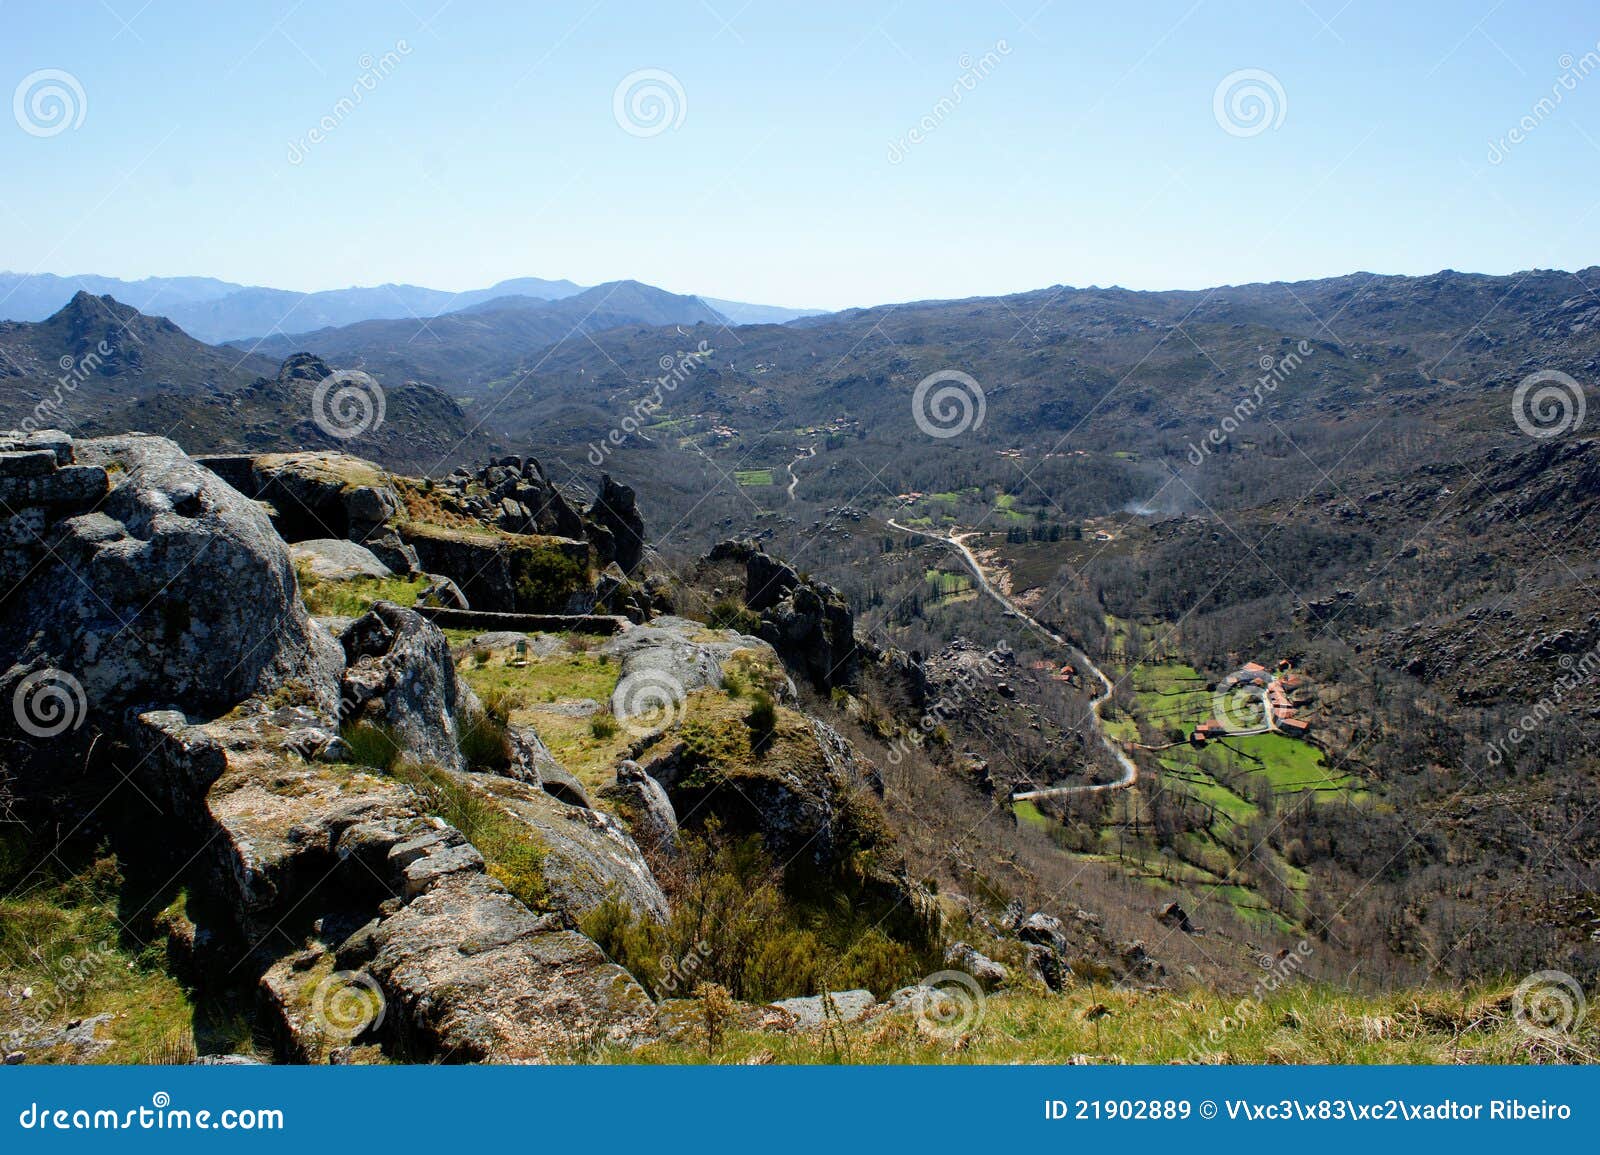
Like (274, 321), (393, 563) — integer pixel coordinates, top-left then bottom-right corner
(7, 432), (1086, 1064)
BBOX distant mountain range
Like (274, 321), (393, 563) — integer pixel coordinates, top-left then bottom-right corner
(0, 292), (495, 472)
(232, 280), (731, 395)
(0, 271), (823, 344)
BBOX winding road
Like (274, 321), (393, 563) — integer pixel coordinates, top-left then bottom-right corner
(786, 443), (816, 501)
(886, 519), (1139, 797)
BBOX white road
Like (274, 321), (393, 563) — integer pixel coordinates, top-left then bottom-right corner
(786, 443), (816, 501)
(887, 519), (1139, 798)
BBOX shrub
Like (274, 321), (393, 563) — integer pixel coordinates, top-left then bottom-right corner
(708, 598), (762, 635)
(578, 823), (927, 1004)
(590, 713), (620, 740)
(511, 547), (588, 613)
(745, 692), (777, 756)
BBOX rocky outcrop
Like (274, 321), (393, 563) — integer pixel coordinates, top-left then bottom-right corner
(703, 541), (861, 690)
(290, 538), (393, 581)
(448, 770), (668, 925)
(586, 474), (646, 575)
(340, 602), (472, 774)
(398, 522), (590, 614)
(133, 704), (657, 1063)
(1, 432), (342, 754)
(433, 456), (588, 540)
(599, 760), (678, 852)
(199, 449), (400, 546)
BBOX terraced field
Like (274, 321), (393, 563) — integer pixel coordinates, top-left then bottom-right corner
(1038, 647), (1375, 934)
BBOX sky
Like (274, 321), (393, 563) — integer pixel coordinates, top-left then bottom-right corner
(3, 0), (1599, 311)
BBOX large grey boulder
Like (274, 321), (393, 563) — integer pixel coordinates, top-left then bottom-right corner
(599, 616), (788, 725)
(599, 760), (678, 852)
(0, 432), (342, 746)
(449, 770), (668, 925)
(198, 447), (400, 545)
(366, 871), (655, 1062)
(339, 601), (470, 773)
(768, 990), (877, 1029)
(290, 538), (392, 581)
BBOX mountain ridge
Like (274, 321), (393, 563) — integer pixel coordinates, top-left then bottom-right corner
(0, 270), (821, 344)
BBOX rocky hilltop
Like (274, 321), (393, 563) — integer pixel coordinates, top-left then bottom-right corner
(0, 430), (1014, 1063)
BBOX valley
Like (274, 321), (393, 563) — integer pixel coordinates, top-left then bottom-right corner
(3, 263), (1598, 1065)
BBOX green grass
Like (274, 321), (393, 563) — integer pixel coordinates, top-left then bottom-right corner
(455, 643), (620, 705)
(1229, 734), (1360, 796)
(299, 572), (429, 618)
(387, 761), (550, 912)
(0, 842), (218, 1064)
(734, 469), (774, 486)
(607, 981), (1591, 1065)
(1013, 800), (1050, 829)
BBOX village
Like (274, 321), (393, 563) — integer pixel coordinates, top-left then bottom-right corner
(1193, 659), (1315, 744)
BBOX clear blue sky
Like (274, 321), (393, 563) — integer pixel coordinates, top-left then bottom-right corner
(3, 0), (1598, 310)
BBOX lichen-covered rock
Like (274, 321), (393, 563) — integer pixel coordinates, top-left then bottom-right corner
(0, 433), (342, 750)
(198, 446), (400, 546)
(599, 760), (678, 853)
(290, 538), (392, 581)
(449, 770), (668, 925)
(133, 707), (658, 1064)
(340, 601), (471, 773)
(768, 990), (877, 1029)
(366, 871), (655, 1062)
(944, 941), (1009, 988)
